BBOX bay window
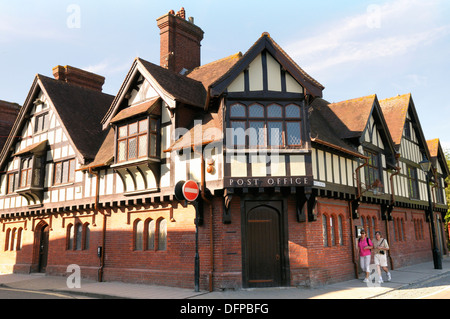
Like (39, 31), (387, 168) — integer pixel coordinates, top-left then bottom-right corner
(117, 117), (158, 163)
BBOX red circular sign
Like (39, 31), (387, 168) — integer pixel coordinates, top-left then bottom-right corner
(182, 180), (199, 202)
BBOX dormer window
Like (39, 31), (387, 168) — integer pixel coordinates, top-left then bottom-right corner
(117, 117), (159, 163)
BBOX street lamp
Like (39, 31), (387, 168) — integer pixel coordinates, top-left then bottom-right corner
(419, 159), (442, 270)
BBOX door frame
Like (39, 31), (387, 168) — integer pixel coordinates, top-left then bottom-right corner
(32, 221), (49, 273)
(241, 195), (290, 288)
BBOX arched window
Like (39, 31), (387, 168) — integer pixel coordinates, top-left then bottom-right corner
(75, 223), (83, 250)
(338, 215), (344, 245)
(157, 218), (167, 251)
(10, 228), (17, 251)
(16, 228), (23, 251)
(134, 219), (143, 251)
(330, 216), (336, 246)
(146, 219), (155, 250)
(322, 215), (328, 247)
(372, 217), (376, 238)
(230, 103), (246, 117)
(83, 223), (90, 250)
(67, 224), (74, 250)
(5, 228), (11, 251)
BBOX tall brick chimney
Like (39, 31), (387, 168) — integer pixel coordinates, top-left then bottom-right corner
(52, 65), (105, 92)
(157, 7), (204, 74)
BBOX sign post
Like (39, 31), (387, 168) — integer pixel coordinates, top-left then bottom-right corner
(174, 180), (201, 292)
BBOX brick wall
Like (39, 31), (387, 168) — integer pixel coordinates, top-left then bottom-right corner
(0, 195), (442, 290)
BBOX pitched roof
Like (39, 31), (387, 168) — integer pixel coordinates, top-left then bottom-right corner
(164, 110), (222, 152)
(312, 94), (376, 140)
(379, 93), (411, 146)
(309, 98), (363, 158)
(110, 97), (160, 124)
(137, 58), (207, 108)
(427, 138), (440, 158)
(38, 75), (114, 161)
(210, 33), (324, 98)
(426, 138), (449, 177)
(187, 52), (242, 91)
(79, 127), (115, 170)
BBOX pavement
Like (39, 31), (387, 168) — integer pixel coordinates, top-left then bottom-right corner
(1, 256), (450, 299)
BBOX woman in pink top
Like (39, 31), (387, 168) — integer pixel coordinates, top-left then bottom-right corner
(358, 230), (373, 283)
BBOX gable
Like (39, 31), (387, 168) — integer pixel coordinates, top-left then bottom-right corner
(210, 33), (323, 98)
(363, 115), (384, 150)
(103, 58), (205, 129)
(227, 50), (304, 94)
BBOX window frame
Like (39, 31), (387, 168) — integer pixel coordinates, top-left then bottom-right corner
(6, 172), (17, 194)
(116, 116), (159, 163)
(364, 149), (382, 191)
(34, 112), (50, 134)
(53, 158), (76, 185)
(19, 157), (33, 189)
(228, 102), (302, 149)
(406, 165), (420, 199)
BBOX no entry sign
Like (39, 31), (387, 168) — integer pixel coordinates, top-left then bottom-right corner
(182, 180), (200, 202)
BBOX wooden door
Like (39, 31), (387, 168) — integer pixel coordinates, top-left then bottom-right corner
(244, 202), (283, 288)
(38, 225), (49, 273)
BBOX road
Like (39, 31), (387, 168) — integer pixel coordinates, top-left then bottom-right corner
(372, 272), (450, 299)
(0, 286), (93, 299)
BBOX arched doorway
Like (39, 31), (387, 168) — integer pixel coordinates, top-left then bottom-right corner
(33, 222), (49, 273)
(242, 200), (288, 288)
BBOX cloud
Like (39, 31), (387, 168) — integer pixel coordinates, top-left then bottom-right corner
(284, 0), (450, 73)
(83, 58), (131, 76)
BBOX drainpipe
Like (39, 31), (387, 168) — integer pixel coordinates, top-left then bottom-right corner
(355, 158), (368, 200)
(89, 167), (105, 282)
(200, 148), (214, 292)
(387, 154), (401, 270)
(350, 158), (369, 278)
(348, 201), (359, 278)
(88, 167), (100, 211)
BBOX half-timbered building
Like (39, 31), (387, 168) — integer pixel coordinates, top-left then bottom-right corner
(0, 8), (448, 290)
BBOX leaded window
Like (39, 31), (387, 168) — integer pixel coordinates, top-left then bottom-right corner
(407, 165), (419, 199)
(229, 103), (302, 148)
(54, 159), (76, 185)
(364, 150), (381, 190)
(19, 158), (33, 188)
(117, 117), (158, 163)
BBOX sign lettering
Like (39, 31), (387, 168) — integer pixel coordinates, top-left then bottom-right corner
(225, 176), (313, 188)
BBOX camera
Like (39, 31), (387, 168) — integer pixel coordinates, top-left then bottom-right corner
(379, 250), (385, 255)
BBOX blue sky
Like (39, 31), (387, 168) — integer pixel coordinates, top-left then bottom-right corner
(1, 0), (449, 150)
